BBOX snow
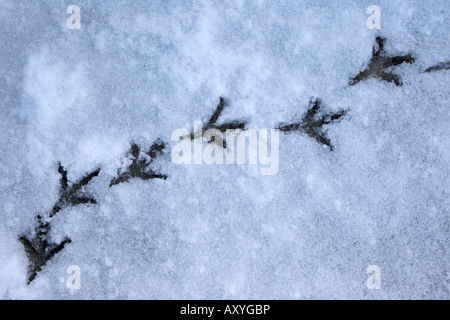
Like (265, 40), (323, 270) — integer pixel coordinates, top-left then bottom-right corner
(0, 0), (449, 299)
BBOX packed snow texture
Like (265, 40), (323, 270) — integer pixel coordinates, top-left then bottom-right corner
(0, 0), (449, 299)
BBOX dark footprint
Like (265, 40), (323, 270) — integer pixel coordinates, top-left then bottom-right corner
(110, 139), (167, 187)
(20, 163), (100, 284)
(19, 216), (71, 284)
(277, 98), (347, 151)
(51, 163), (100, 217)
(191, 97), (247, 148)
(424, 61), (450, 73)
(350, 36), (414, 86)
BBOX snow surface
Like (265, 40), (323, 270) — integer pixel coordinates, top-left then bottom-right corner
(0, 0), (449, 299)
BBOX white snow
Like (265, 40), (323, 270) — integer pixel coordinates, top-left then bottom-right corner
(0, 0), (449, 299)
